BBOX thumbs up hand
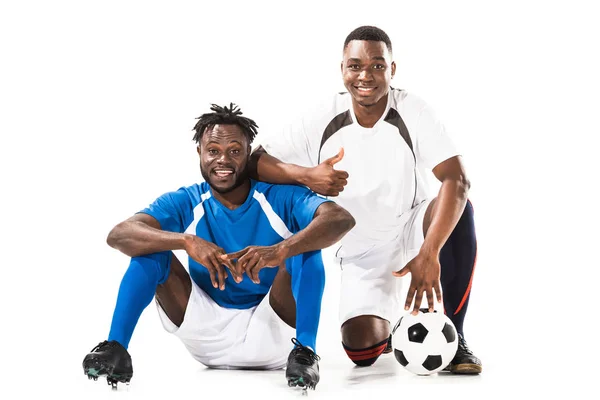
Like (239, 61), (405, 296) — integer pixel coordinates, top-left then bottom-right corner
(323, 147), (345, 167)
(305, 148), (349, 196)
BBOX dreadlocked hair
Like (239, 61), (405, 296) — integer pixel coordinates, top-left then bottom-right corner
(192, 103), (259, 144)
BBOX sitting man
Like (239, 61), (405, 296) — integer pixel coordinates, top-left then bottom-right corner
(82, 103), (355, 391)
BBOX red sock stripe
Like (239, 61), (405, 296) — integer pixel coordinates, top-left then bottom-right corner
(454, 199), (477, 316)
(344, 343), (387, 359)
(454, 250), (477, 315)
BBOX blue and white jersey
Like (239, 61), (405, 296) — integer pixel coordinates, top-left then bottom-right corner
(139, 180), (329, 310)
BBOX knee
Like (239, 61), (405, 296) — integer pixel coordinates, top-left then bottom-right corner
(302, 250), (325, 272)
(287, 250), (325, 279)
(131, 252), (171, 284)
(341, 316), (390, 367)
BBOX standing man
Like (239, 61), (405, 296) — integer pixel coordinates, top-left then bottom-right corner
(250, 26), (482, 374)
(82, 103), (355, 391)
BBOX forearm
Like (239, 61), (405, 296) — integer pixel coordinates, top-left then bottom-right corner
(279, 208), (355, 258)
(249, 147), (309, 185)
(107, 220), (191, 257)
(420, 178), (470, 256)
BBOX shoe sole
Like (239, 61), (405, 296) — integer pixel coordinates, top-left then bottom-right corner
(84, 358), (111, 378)
(448, 363), (482, 374)
(84, 358), (133, 389)
(287, 376), (317, 391)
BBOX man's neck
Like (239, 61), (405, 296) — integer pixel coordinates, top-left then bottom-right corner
(352, 92), (389, 128)
(211, 180), (251, 210)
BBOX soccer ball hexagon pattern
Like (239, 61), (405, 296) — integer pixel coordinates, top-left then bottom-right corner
(391, 310), (458, 375)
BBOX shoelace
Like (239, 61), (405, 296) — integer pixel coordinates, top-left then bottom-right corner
(290, 338), (321, 363)
(90, 340), (116, 353)
(457, 334), (474, 355)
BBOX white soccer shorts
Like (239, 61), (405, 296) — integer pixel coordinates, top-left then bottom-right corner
(338, 198), (432, 325)
(156, 279), (295, 370)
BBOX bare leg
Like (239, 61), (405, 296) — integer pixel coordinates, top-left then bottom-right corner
(155, 254), (192, 327)
(341, 315), (390, 348)
(341, 315), (390, 366)
(269, 265), (296, 328)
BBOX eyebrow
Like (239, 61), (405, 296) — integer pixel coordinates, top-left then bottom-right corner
(347, 56), (387, 63)
(206, 140), (243, 146)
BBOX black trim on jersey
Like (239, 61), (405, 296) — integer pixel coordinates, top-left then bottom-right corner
(383, 107), (418, 207)
(317, 110), (353, 164)
(383, 108), (415, 160)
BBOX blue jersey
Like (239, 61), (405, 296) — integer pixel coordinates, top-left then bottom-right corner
(139, 179), (329, 309)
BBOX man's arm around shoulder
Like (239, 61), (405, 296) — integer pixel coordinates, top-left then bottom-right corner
(279, 201), (355, 259)
(249, 146), (349, 197)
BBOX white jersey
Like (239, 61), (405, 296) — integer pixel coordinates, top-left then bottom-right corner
(259, 88), (459, 257)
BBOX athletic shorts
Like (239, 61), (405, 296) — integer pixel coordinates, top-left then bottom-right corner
(337, 198), (432, 325)
(156, 278), (295, 370)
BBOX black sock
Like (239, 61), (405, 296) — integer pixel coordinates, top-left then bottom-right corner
(439, 200), (477, 336)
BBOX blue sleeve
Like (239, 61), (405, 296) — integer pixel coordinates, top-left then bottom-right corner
(291, 189), (331, 231)
(265, 183), (331, 233)
(138, 187), (194, 233)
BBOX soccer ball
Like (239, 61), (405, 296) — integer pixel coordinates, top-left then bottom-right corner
(391, 309), (458, 375)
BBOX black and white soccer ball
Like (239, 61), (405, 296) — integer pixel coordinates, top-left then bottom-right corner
(391, 309), (458, 375)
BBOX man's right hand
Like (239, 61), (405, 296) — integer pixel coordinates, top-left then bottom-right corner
(183, 235), (241, 290)
(304, 148), (349, 196)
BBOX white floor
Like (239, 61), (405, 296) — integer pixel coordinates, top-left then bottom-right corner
(66, 331), (588, 400)
(72, 347), (489, 400)
(15, 241), (593, 400)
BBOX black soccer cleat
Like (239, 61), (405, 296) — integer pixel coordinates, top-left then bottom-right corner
(286, 338), (320, 392)
(83, 340), (133, 389)
(444, 333), (482, 374)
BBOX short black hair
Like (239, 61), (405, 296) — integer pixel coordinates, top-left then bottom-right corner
(192, 103), (258, 144)
(343, 26), (392, 53)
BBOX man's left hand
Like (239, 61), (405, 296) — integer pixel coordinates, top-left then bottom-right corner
(393, 252), (443, 314)
(224, 245), (289, 283)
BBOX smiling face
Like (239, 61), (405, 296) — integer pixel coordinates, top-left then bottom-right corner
(342, 40), (395, 108)
(198, 124), (251, 194)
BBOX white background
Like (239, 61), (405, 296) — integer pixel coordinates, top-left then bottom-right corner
(1, 0), (598, 398)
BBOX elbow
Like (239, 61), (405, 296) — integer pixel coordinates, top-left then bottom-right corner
(461, 175), (471, 197)
(336, 209), (356, 235)
(462, 173), (471, 191)
(106, 220), (147, 258)
(453, 172), (471, 199)
(106, 222), (127, 249)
